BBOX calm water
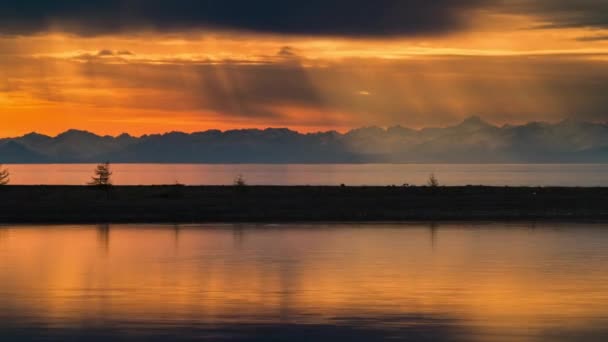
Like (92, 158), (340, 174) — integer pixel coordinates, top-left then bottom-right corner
(0, 223), (607, 341)
(5, 163), (608, 186)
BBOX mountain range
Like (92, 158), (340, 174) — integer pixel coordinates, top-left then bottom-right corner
(2, 116), (608, 163)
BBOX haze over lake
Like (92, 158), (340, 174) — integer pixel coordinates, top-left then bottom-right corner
(5, 163), (608, 186)
(1, 223), (607, 341)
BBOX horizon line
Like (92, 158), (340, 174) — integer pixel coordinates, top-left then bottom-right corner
(2, 116), (605, 140)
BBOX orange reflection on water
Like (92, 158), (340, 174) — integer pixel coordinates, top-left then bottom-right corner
(1, 224), (608, 340)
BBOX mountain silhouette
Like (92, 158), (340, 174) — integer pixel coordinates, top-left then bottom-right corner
(1, 117), (608, 163)
(0, 141), (49, 163)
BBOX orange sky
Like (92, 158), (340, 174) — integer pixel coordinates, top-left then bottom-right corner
(2, 4), (608, 137)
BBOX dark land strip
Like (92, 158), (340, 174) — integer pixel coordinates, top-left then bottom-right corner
(1, 186), (608, 224)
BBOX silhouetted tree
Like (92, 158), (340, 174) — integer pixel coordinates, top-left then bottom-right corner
(89, 162), (113, 187)
(234, 174), (247, 187)
(427, 173), (439, 187)
(0, 165), (9, 185)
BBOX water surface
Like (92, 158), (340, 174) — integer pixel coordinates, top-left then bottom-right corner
(5, 163), (608, 186)
(0, 223), (607, 341)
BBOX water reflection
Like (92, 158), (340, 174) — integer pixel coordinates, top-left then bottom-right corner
(172, 224), (180, 251)
(429, 222), (438, 250)
(232, 223), (246, 249)
(0, 223), (608, 341)
(96, 224), (110, 255)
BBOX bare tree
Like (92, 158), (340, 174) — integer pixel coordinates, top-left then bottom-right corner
(427, 173), (439, 187)
(88, 162), (113, 187)
(0, 165), (9, 185)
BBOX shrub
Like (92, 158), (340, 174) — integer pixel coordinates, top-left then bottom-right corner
(234, 174), (247, 187)
(427, 173), (439, 187)
(0, 165), (9, 185)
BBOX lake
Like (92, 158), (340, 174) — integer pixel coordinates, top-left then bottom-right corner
(0, 223), (607, 341)
(4, 163), (608, 186)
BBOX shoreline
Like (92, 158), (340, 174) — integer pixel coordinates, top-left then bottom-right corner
(1, 185), (608, 224)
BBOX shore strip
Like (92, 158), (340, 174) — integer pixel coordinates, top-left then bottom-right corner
(1, 185), (607, 224)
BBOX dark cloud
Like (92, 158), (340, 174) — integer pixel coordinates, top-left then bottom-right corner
(576, 35), (608, 42)
(2, 1), (607, 38)
(496, 0), (608, 30)
(278, 46), (297, 57)
(0, 0), (485, 37)
(96, 49), (115, 57)
(95, 49), (134, 57)
(69, 50), (135, 63)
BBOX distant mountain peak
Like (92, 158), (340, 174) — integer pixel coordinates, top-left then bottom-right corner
(263, 128), (300, 136)
(460, 115), (490, 126)
(55, 129), (101, 141)
(23, 132), (51, 139)
(387, 125), (414, 135)
(452, 116), (496, 132)
(522, 121), (550, 129)
(19, 132), (53, 145)
(557, 117), (591, 127)
(347, 126), (386, 135)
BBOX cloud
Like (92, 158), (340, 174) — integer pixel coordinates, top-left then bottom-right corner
(5, 53), (608, 128)
(2, 2), (608, 41)
(0, 0), (485, 37)
(278, 46), (297, 57)
(116, 50), (134, 56)
(65, 49), (135, 63)
(495, 0), (608, 30)
(96, 49), (115, 57)
(576, 35), (608, 42)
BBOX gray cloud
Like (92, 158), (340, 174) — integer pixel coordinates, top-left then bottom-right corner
(576, 35), (608, 42)
(495, 0), (608, 30)
(68, 49), (135, 63)
(2, 1), (608, 38)
(96, 49), (115, 57)
(0, 0), (485, 37)
(278, 46), (297, 57)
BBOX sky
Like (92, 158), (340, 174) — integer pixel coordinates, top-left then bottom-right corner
(1, 0), (608, 136)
